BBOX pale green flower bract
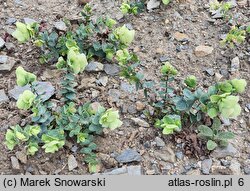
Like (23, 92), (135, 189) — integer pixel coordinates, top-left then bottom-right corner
(67, 48), (88, 74)
(16, 66), (37, 87)
(12, 22), (30, 43)
(16, 90), (36, 110)
(99, 109), (122, 130)
(114, 25), (135, 46)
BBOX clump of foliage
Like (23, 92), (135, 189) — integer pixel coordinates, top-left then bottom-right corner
(6, 63), (123, 170)
(155, 115), (181, 135)
(198, 118), (234, 150)
(209, 0), (233, 19)
(12, 21), (39, 43)
(16, 66), (37, 86)
(143, 62), (247, 150)
(5, 125), (40, 155)
(12, 4), (143, 90)
(7, 8), (127, 170)
(120, 0), (145, 15)
(221, 26), (247, 47)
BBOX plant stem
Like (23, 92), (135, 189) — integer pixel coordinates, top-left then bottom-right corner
(164, 76), (169, 101)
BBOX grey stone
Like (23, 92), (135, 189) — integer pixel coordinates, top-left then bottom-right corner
(231, 56), (240, 72)
(220, 34), (227, 40)
(96, 76), (108, 86)
(201, 158), (212, 174)
(14, 0), (23, 5)
(68, 155), (78, 171)
(15, 150), (27, 164)
(8, 85), (31, 100)
(184, 164), (192, 171)
(220, 69), (229, 77)
(0, 55), (17, 71)
(211, 9), (223, 19)
(103, 167), (127, 175)
(207, 18), (216, 23)
(120, 82), (135, 93)
(0, 37), (5, 49)
(128, 105), (137, 114)
(127, 165), (142, 175)
(5, 27), (15, 35)
(159, 56), (169, 62)
(205, 68), (215, 76)
(144, 141), (151, 148)
(229, 159), (241, 175)
(162, 163), (173, 173)
(54, 21), (67, 31)
(104, 64), (120, 75)
(33, 82), (55, 101)
(5, 42), (15, 51)
(8, 82), (55, 102)
(11, 156), (20, 170)
(155, 137), (165, 147)
(220, 159), (231, 166)
(85, 61), (104, 72)
(154, 147), (176, 163)
(26, 165), (34, 173)
(131, 118), (150, 128)
(221, 117), (231, 126)
(23, 17), (37, 24)
(173, 11), (183, 19)
(211, 143), (237, 158)
(147, 0), (160, 10)
(6, 18), (17, 25)
(71, 145), (78, 153)
(115, 149), (142, 163)
(153, 164), (161, 174)
(175, 151), (184, 160)
(0, 89), (9, 103)
(0, 55), (8, 64)
(108, 89), (121, 102)
(125, 23), (133, 30)
(244, 166), (250, 175)
(246, 104), (250, 110)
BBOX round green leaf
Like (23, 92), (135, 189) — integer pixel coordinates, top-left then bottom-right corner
(207, 140), (217, 150)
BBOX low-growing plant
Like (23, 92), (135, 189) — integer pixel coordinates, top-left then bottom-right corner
(12, 4), (143, 91)
(6, 65), (123, 170)
(209, 0), (232, 19)
(221, 26), (247, 47)
(120, 0), (145, 15)
(142, 62), (246, 150)
(12, 21), (39, 43)
(16, 66), (37, 86)
(7, 23), (124, 170)
(155, 114), (181, 135)
(8, 3), (248, 161)
(198, 118), (234, 150)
